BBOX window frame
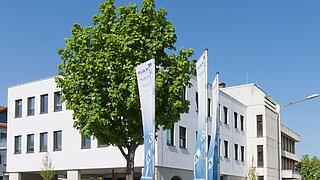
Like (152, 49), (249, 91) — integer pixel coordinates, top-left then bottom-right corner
(179, 126), (187, 149)
(223, 106), (228, 124)
(224, 140), (229, 158)
(15, 99), (22, 118)
(27, 97), (35, 116)
(81, 135), (91, 149)
(14, 135), (22, 154)
(40, 132), (48, 152)
(234, 143), (239, 160)
(27, 134), (34, 153)
(53, 131), (62, 151)
(40, 94), (48, 114)
(257, 115), (263, 137)
(257, 145), (264, 167)
(166, 127), (174, 146)
(54, 92), (62, 112)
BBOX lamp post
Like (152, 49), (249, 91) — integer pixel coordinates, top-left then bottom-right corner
(277, 93), (319, 180)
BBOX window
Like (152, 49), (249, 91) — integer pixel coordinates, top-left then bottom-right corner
(240, 115), (244, 131)
(179, 126), (186, 149)
(81, 135), (91, 149)
(241, 146), (245, 162)
(195, 92), (199, 111)
(40, 132), (48, 152)
(223, 106), (228, 124)
(219, 139), (221, 157)
(166, 127), (174, 146)
(208, 135), (211, 151)
(224, 140), (228, 158)
(234, 112), (238, 129)
(40, 94), (48, 114)
(97, 141), (108, 148)
(0, 154), (6, 166)
(54, 92), (62, 112)
(54, 131), (62, 151)
(27, 97), (35, 116)
(27, 134), (34, 153)
(0, 133), (6, 147)
(258, 176), (264, 180)
(234, 144), (238, 160)
(14, 135), (21, 154)
(182, 86), (187, 100)
(15, 99), (22, 118)
(208, 98), (211, 117)
(257, 145), (263, 167)
(257, 115), (263, 137)
(0, 112), (6, 123)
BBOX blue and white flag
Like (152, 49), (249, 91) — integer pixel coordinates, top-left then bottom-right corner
(208, 74), (219, 180)
(136, 59), (155, 180)
(194, 50), (208, 180)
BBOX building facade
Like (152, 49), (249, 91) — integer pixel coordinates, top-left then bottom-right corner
(0, 107), (7, 180)
(6, 76), (301, 180)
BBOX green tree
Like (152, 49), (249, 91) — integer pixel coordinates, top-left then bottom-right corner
(297, 155), (320, 179)
(247, 156), (258, 180)
(40, 153), (56, 180)
(56, 0), (195, 179)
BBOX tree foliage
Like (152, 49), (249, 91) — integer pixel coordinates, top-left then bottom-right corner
(296, 154), (320, 179)
(56, 0), (195, 178)
(40, 153), (56, 180)
(247, 156), (258, 180)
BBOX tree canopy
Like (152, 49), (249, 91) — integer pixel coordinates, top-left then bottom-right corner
(56, 0), (195, 178)
(296, 155), (320, 179)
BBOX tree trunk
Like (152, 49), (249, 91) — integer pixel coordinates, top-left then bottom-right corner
(119, 144), (138, 180)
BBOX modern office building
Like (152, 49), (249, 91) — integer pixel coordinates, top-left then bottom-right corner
(6, 76), (301, 180)
(0, 106), (7, 180)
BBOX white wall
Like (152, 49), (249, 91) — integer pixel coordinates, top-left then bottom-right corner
(7, 77), (144, 173)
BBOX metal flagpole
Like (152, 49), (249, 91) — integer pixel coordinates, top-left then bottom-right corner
(205, 49), (209, 180)
(216, 73), (220, 180)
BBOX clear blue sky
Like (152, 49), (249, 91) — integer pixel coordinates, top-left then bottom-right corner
(1, 0), (319, 158)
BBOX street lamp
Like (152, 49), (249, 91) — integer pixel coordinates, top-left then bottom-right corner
(280, 94), (319, 111)
(277, 93), (319, 179)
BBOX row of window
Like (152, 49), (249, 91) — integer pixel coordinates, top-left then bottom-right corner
(14, 132), (107, 155)
(15, 92), (62, 118)
(221, 140), (245, 162)
(166, 126), (186, 149)
(14, 131), (62, 154)
(222, 106), (245, 131)
(281, 134), (295, 154)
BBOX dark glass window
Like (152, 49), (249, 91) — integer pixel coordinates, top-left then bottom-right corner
(223, 106), (228, 124)
(258, 176), (264, 180)
(195, 92), (199, 111)
(182, 86), (187, 100)
(14, 135), (21, 154)
(257, 145), (263, 167)
(15, 99), (22, 118)
(54, 131), (62, 151)
(240, 115), (244, 131)
(40, 94), (48, 114)
(0, 133), (6, 147)
(234, 144), (238, 160)
(166, 127), (174, 146)
(81, 135), (91, 149)
(241, 146), (245, 162)
(40, 132), (48, 152)
(234, 112), (238, 129)
(224, 140), (228, 158)
(54, 92), (62, 112)
(27, 97), (35, 116)
(208, 135), (211, 151)
(257, 115), (263, 137)
(179, 126), (186, 149)
(208, 98), (211, 117)
(27, 134), (34, 153)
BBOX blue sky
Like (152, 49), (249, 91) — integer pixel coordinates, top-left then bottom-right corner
(1, 0), (319, 158)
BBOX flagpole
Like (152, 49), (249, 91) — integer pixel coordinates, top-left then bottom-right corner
(216, 72), (220, 180)
(205, 49), (209, 180)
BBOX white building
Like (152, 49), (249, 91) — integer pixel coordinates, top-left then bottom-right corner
(6, 76), (301, 180)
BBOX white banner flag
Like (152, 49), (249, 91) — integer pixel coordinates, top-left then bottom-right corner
(136, 59), (155, 180)
(194, 50), (208, 180)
